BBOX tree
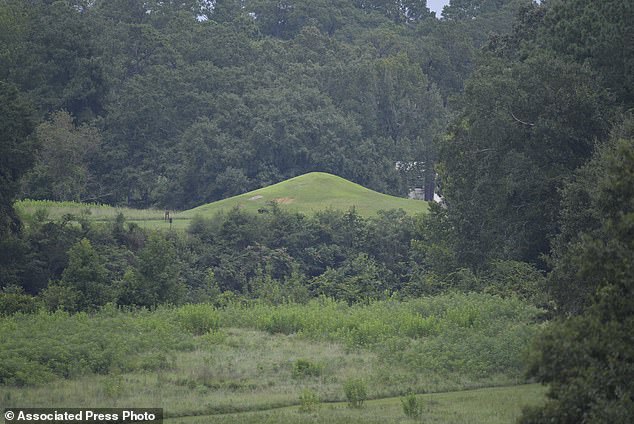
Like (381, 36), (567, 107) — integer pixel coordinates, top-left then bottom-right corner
(441, 0), (522, 21)
(0, 82), (36, 291)
(521, 122), (634, 423)
(542, 0), (634, 107)
(21, 111), (101, 202)
(438, 51), (612, 268)
(118, 233), (185, 307)
(12, 0), (108, 120)
(311, 253), (390, 303)
(55, 238), (112, 311)
(0, 82), (35, 235)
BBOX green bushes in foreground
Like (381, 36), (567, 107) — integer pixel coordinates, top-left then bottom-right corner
(0, 306), (194, 385)
(0, 293), (541, 386)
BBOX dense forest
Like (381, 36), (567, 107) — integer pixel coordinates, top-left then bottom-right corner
(1, 0), (633, 422)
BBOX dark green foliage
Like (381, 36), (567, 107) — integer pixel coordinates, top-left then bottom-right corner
(0, 306), (194, 385)
(1, 0), (527, 209)
(117, 233), (186, 307)
(21, 111), (102, 202)
(187, 207), (416, 303)
(480, 260), (546, 305)
(0, 286), (39, 316)
(19, 218), (84, 294)
(549, 120), (634, 314)
(292, 359), (323, 379)
(521, 315), (634, 424)
(0, 82), (35, 239)
(439, 51), (612, 268)
(53, 238), (112, 311)
(521, 123), (634, 423)
(311, 253), (391, 304)
(542, 0), (634, 107)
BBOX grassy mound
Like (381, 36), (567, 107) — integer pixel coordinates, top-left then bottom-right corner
(182, 172), (427, 218)
(15, 173), (428, 229)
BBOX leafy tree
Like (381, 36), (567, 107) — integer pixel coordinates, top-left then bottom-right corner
(118, 233), (185, 307)
(438, 51), (612, 268)
(21, 111), (101, 202)
(57, 238), (112, 311)
(548, 118), (634, 315)
(520, 121), (634, 423)
(311, 253), (390, 303)
(0, 82), (36, 291)
(442, 0), (515, 21)
(0, 285), (39, 316)
(12, 0), (107, 120)
(542, 0), (634, 107)
(0, 82), (35, 236)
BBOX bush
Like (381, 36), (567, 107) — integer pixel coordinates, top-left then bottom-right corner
(102, 374), (124, 398)
(40, 281), (80, 312)
(298, 388), (320, 413)
(262, 308), (304, 334)
(401, 391), (424, 419)
(292, 359), (323, 379)
(138, 351), (174, 371)
(175, 304), (220, 335)
(0, 307), (193, 384)
(0, 286), (39, 316)
(344, 378), (367, 408)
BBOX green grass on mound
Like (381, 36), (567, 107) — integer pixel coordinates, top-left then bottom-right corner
(15, 173), (428, 230)
(181, 172), (428, 219)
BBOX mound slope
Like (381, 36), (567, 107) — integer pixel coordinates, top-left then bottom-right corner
(182, 172), (428, 218)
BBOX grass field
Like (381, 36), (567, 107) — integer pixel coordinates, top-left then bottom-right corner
(1, 295), (542, 421)
(13, 199), (177, 229)
(14, 173), (428, 230)
(168, 384), (546, 424)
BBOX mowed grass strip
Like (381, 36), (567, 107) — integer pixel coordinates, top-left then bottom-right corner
(166, 384), (546, 424)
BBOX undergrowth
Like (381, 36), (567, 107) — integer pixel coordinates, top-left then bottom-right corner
(0, 293), (541, 387)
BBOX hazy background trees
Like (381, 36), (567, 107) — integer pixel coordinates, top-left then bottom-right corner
(1, 0), (530, 209)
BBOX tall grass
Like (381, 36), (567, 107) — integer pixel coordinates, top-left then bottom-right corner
(1, 294), (542, 417)
(0, 305), (195, 385)
(219, 293), (540, 378)
(13, 199), (185, 230)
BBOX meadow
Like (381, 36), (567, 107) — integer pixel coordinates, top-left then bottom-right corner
(0, 293), (544, 421)
(13, 199), (185, 230)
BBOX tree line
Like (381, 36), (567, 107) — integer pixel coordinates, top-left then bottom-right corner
(1, 0), (525, 209)
(1, 0), (633, 422)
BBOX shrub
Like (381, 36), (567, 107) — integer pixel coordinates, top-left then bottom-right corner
(292, 359), (323, 379)
(263, 308), (304, 334)
(0, 308), (193, 384)
(401, 391), (424, 419)
(175, 304), (220, 335)
(344, 378), (367, 408)
(298, 388), (320, 413)
(102, 374), (124, 398)
(0, 286), (39, 316)
(139, 352), (174, 371)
